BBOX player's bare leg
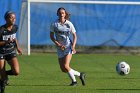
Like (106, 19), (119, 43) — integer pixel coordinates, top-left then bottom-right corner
(0, 60), (7, 93)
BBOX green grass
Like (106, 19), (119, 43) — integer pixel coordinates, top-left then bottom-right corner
(5, 53), (140, 93)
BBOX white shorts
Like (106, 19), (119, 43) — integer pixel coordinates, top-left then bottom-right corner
(57, 46), (73, 58)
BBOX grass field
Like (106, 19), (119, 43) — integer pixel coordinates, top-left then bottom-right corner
(5, 53), (140, 93)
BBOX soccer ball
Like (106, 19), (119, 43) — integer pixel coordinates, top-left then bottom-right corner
(116, 61), (130, 75)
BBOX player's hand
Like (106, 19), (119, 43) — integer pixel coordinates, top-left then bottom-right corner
(17, 48), (23, 55)
(56, 43), (66, 51)
(72, 47), (76, 54)
(60, 45), (66, 51)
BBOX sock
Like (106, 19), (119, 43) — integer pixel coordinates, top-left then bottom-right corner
(71, 69), (80, 77)
(68, 69), (76, 82)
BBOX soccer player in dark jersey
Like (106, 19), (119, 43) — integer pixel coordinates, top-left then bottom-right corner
(0, 11), (22, 93)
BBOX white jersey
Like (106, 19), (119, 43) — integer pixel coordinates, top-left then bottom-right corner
(50, 20), (76, 47)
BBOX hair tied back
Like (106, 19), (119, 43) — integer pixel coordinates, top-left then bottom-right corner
(4, 11), (15, 20)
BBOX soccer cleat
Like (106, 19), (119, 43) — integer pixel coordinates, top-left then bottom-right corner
(69, 82), (77, 86)
(80, 72), (86, 86)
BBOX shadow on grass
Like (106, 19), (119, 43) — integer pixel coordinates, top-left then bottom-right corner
(94, 77), (140, 79)
(96, 89), (140, 90)
(7, 84), (68, 87)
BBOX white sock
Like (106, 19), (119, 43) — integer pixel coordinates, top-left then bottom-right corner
(68, 69), (76, 82)
(71, 69), (80, 77)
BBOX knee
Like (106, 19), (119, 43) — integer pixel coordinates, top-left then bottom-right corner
(59, 64), (70, 73)
(60, 67), (67, 73)
(6, 69), (20, 76)
(13, 70), (20, 76)
(64, 65), (70, 71)
(60, 65), (70, 73)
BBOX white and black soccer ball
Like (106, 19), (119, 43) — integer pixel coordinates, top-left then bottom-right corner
(116, 61), (130, 75)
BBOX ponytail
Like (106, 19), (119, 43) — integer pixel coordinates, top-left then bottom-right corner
(4, 11), (15, 20)
(65, 11), (70, 20)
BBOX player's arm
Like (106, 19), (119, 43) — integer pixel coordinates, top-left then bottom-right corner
(0, 27), (16, 46)
(0, 37), (13, 46)
(0, 41), (7, 46)
(72, 32), (77, 54)
(50, 23), (61, 47)
(50, 32), (65, 50)
(0, 29), (7, 46)
(50, 32), (60, 47)
(70, 22), (77, 53)
(14, 38), (22, 55)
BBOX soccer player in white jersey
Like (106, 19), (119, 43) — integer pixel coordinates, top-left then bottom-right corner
(50, 7), (85, 86)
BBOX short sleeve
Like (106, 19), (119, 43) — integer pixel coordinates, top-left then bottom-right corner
(69, 22), (76, 33)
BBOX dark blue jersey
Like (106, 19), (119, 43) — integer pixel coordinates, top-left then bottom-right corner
(0, 24), (18, 54)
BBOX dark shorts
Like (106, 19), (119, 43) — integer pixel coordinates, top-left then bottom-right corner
(0, 51), (17, 61)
